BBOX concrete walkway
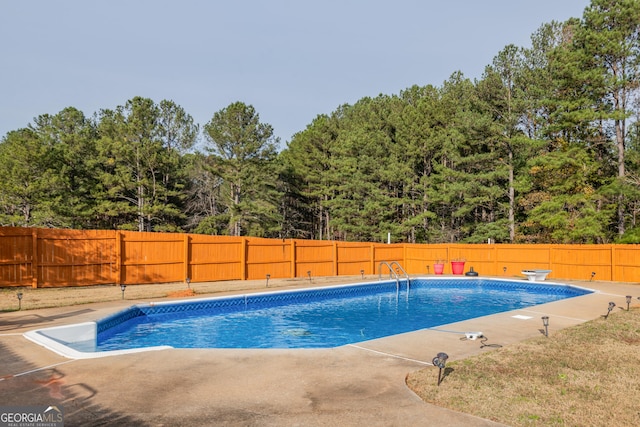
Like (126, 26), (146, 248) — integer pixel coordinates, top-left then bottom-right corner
(1, 278), (638, 426)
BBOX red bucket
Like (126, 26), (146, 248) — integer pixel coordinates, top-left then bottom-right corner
(433, 263), (445, 275)
(451, 261), (465, 275)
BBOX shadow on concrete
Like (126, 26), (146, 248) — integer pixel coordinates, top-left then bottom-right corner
(0, 309), (95, 331)
(0, 340), (150, 426)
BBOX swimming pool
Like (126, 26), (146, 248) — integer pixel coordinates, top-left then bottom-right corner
(26, 277), (591, 357)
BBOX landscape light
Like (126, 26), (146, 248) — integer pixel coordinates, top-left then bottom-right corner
(186, 277), (191, 289)
(361, 269), (365, 279)
(541, 316), (549, 337)
(626, 295), (632, 311)
(503, 266), (507, 274)
(432, 352), (449, 386)
(590, 272), (596, 281)
(16, 292), (23, 310)
(603, 301), (615, 319)
(307, 271), (312, 283)
(120, 284), (127, 300)
(266, 274), (270, 287)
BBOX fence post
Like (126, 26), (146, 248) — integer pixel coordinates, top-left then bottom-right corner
(31, 228), (38, 288)
(333, 241), (338, 276)
(370, 243), (375, 275)
(241, 237), (247, 280)
(403, 243), (407, 270)
(611, 244), (615, 282)
(114, 231), (122, 285)
(291, 240), (296, 278)
(184, 234), (190, 282)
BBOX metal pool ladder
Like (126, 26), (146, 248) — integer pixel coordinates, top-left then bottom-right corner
(378, 261), (410, 291)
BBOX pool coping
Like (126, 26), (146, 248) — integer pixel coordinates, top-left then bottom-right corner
(22, 277), (595, 359)
(23, 322), (172, 359)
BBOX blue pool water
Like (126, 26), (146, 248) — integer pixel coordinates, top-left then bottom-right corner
(93, 278), (591, 351)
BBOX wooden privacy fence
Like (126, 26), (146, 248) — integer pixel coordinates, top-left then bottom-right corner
(0, 226), (639, 288)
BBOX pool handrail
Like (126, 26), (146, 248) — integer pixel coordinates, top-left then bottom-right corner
(378, 261), (410, 289)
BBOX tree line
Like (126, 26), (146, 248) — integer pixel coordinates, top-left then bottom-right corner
(1, 0), (639, 244)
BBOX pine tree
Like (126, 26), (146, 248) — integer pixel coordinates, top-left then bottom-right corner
(201, 102), (281, 236)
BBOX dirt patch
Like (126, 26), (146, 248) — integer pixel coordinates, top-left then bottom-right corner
(166, 289), (197, 298)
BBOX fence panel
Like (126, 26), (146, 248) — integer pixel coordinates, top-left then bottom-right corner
(613, 245), (640, 282)
(0, 227), (33, 287)
(550, 245), (612, 282)
(493, 244), (551, 279)
(373, 244), (404, 276)
(336, 242), (370, 276)
(189, 234), (243, 282)
(447, 244), (495, 276)
(246, 238), (291, 280)
(404, 244), (442, 275)
(36, 229), (116, 287)
(120, 231), (184, 285)
(295, 240), (334, 278)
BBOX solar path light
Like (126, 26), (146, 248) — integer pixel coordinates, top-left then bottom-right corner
(541, 316), (549, 337)
(120, 284), (127, 300)
(266, 274), (270, 287)
(626, 295), (632, 311)
(17, 292), (23, 310)
(361, 269), (365, 279)
(603, 302), (615, 319)
(186, 277), (191, 289)
(432, 352), (449, 386)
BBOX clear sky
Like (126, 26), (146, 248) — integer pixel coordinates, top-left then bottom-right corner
(1, 0), (591, 147)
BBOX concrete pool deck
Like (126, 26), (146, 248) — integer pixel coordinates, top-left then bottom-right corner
(1, 277), (638, 426)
